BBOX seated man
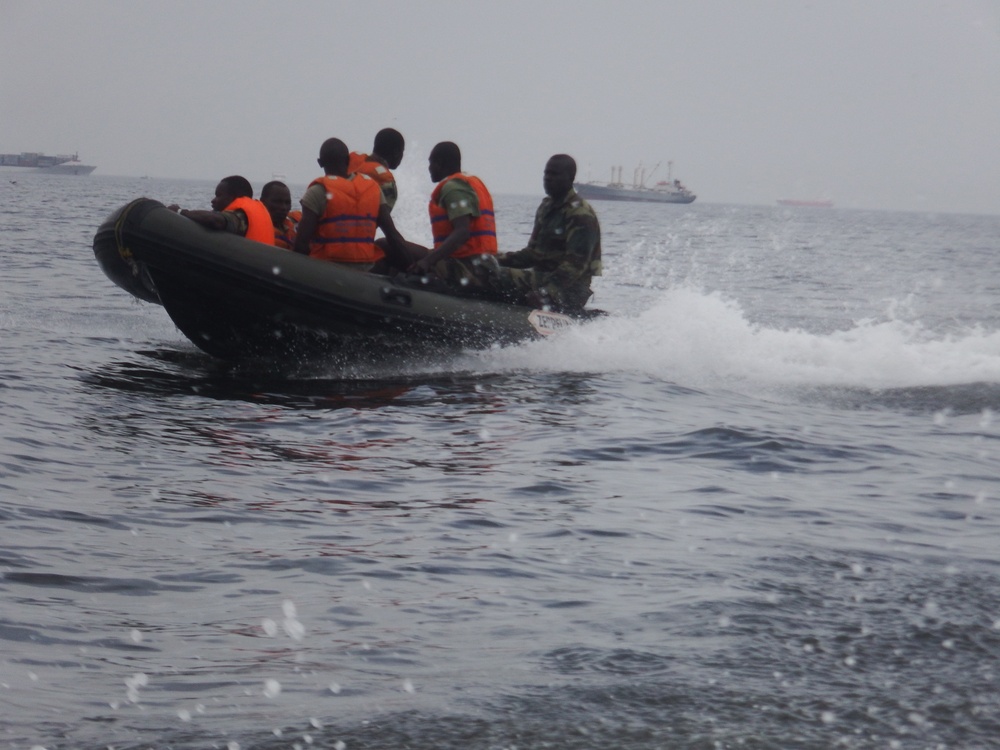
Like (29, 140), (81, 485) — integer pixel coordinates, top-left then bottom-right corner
(168, 175), (275, 245)
(260, 180), (299, 250)
(292, 138), (411, 271)
(406, 141), (498, 290)
(495, 154), (601, 311)
(348, 128), (405, 212)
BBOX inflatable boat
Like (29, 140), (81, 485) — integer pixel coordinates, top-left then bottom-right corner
(93, 199), (592, 361)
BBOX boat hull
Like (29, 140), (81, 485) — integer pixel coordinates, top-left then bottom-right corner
(94, 199), (585, 361)
(38, 163), (96, 175)
(1, 165), (97, 177)
(574, 182), (695, 204)
(1, 152), (96, 174)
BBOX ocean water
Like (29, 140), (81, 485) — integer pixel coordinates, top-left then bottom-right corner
(2, 173), (1000, 750)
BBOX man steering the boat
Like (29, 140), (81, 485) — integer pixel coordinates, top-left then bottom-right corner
(493, 154), (602, 312)
(293, 137), (414, 271)
(168, 175), (275, 245)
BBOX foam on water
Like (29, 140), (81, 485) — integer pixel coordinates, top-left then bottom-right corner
(470, 284), (1000, 390)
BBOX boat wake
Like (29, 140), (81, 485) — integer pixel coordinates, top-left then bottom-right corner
(460, 286), (1000, 394)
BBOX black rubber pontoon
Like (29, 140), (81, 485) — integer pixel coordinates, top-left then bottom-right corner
(94, 199), (584, 360)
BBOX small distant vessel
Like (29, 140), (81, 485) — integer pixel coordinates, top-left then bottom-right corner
(0, 151), (96, 175)
(575, 161), (696, 204)
(776, 198), (833, 208)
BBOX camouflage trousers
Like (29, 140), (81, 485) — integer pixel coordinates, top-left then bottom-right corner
(489, 265), (593, 311)
(432, 253), (500, 291)
(427, 255), (592, 310)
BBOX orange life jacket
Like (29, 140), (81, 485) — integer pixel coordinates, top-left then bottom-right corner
(307, 175), (383, 263)
(428, 174), (497, 258)
(224, 197), (275, 245)
(273, 211), (300, 250)
(348, 152), (394, 187)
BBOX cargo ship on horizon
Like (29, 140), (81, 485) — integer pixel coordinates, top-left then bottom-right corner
(575, 161), (696, 204)
(1, 151), (96, 175)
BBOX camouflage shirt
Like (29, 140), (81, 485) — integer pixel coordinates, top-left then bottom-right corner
(499, 188), (602, 303)
(219, 209), (249, 237)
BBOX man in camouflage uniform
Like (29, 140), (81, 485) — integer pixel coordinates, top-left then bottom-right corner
(494, 154), (602, 311)
(407, 141), (499, 290)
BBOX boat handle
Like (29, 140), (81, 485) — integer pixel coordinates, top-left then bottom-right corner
(379, 286), (412, 307)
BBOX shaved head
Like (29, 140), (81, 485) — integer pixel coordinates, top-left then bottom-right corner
(430, 141), (461, 168)
(318, 138), (350, 175)
(547, 154), (577, 181)
(428, 141), (462, 182)
(219, 175), (253, 199)
(373, 128), (405, 169)
(374, 128), (404, 155)
(543, 154), (577, 199)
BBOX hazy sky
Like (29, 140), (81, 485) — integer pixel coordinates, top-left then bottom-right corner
(3, 0), (1000, 213)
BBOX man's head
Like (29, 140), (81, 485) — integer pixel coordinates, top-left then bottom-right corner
(318, 138), (350, 177)
(543, 154), (576, 199)
(212, 175), (254, 211)
(373, 128), (405, 170)
(260, 180), (292, 226)
(428, 141), (461, 183)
